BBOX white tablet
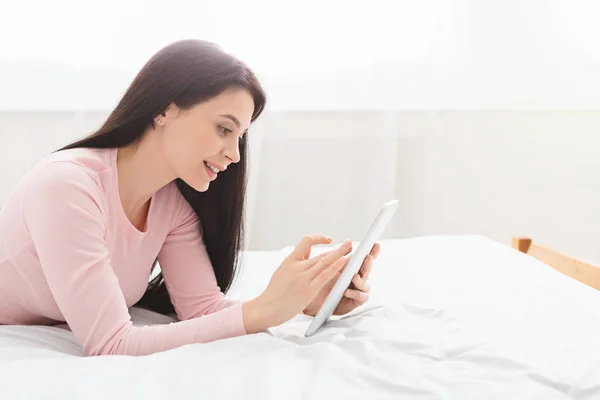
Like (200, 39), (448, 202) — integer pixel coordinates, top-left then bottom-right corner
(304, 199), (398, 336)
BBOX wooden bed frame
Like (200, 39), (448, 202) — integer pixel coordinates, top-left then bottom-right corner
(512, 236), (600, 290)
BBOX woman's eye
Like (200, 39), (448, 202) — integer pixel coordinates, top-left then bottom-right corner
(218, 126), (232, 136)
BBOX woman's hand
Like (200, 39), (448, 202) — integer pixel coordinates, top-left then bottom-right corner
(302, 242), (380, 317)
(242, 234), (353, 333)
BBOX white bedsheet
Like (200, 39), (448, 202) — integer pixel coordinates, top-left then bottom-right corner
(2, 235), (600, 399)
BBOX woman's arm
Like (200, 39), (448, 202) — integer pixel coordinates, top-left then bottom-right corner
(157, 199), (240, 321)
(23, 162), (247, 356)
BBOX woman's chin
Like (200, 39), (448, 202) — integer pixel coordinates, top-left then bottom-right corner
(192, 181), (210, 192)
(180, 176), (210, 192)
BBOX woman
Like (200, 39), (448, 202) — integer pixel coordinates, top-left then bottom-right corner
(0, 39), (379, 356)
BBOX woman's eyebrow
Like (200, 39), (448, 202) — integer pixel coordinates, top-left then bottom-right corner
(219, 114), (241, 128)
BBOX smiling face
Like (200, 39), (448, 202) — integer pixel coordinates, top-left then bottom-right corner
(158, 88), (255, 192)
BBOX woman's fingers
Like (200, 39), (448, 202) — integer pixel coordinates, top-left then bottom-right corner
(302, 239), (352, 268)
(352, 273), (370, 292)
(309, 241), (352, 282)
(290, 234), (333, 260)
(354, 243), (378, 281)
(344, 289), (369, 304)
(358, 254), (374, 281)
(303, 252), (329, 268)
(370, 243), (381, 259)
(307, 240), (352, 282)
(364, 260), (373, 281)
(310, 255), (348, 292)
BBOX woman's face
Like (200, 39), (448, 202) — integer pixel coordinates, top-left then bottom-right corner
(159, 88), (255, 192)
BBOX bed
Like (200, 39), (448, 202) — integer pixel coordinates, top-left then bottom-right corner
(1, 234), (600, 399)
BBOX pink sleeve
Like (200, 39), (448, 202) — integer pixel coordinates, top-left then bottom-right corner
(23, 162), (247, 357)
(157, 195), (241, 320)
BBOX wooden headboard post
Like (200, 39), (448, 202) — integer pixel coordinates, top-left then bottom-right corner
(511, 236), (600, 291)
(512, 237), (532, 253)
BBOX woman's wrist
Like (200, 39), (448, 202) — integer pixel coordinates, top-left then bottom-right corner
(242, 296), (274, 334)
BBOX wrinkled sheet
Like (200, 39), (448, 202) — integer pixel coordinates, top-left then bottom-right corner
(1, 235), (600, 399)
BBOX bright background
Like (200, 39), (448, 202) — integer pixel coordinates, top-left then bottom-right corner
(1, 0), (599, 262)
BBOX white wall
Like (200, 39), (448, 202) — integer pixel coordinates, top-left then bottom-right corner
(2, 0), (600, 111)
(1, 111), (598, 264)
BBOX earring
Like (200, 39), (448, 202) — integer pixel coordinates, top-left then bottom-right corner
(155, 119), (162, 125)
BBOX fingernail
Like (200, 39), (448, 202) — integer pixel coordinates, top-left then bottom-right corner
(327, 236), (333, 242)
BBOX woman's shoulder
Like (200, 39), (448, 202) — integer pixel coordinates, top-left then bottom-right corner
(29, 147), (113, 190)
(7, 147), (116, 210)
(38, 147), (115, 177)
(0, 148), (116, 243)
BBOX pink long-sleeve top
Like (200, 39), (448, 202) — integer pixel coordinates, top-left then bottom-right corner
(0, 147), (247, 356)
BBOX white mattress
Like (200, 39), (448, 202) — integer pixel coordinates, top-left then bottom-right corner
(2, 235), (600, 399)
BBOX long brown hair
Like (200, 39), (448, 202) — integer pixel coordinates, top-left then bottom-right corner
(58, 39), (266, 314)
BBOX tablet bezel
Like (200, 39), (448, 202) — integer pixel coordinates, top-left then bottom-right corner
(304, 199), (398, 337)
